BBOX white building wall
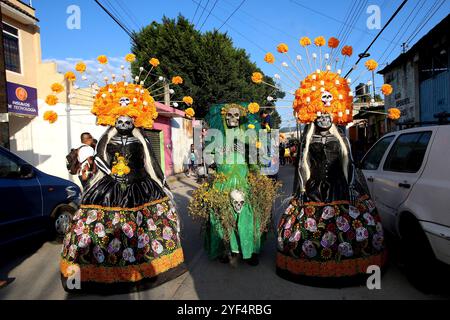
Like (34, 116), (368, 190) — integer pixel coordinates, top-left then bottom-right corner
(9, 100), (105, 187)
(171, 117), (194, 174)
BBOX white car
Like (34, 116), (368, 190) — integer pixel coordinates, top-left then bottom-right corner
(360, 125), (450, 284)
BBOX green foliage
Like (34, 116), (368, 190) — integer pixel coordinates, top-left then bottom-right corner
(131, 15), (284, 119)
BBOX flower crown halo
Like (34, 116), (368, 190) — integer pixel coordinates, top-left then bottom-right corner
(43, 54), (195, 127)
(252, 36), (399, 124)
(221, 103), (248, 117)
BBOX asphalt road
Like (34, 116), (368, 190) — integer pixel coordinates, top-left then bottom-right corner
(0, 166), (449, 300)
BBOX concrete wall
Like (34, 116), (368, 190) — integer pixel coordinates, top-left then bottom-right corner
(383, 54), (420, 123)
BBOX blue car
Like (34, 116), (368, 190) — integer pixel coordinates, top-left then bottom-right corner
(0, 146), (81, 246)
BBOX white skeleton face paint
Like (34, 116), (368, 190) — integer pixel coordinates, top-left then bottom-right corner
(115, 115), (134, 132)
(226, 107), (240, 128)
(230, 189), (245, 213)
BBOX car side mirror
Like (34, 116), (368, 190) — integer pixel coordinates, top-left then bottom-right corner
(19, 164), (34, 179)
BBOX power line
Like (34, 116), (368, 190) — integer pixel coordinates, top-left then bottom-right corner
(192, 0), (203, 23)
(217, 0), (247, 31)
(115, 0), (142, 30)
(290, 0), (403, 47)
(103, 0), (134, 33)
(343, 0), (409, 78)
(95, 0), (135, 39)
(195, 0), (210, 27)
(199, 0), (219, 31)
(378, 0), (424, 64)
(337, 0), (363, 50)
(405, 0), (445, 45)
(339, 0), (368, 53)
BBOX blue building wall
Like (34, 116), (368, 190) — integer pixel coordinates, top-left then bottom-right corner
(420, 71), (449, 122)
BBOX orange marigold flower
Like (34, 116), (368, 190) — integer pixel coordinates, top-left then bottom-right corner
(256, 141), (262, 149)
(185, 107), (195, 118)
(365, 59), (378, 71)
(149, 58), (160, 67)
(45, 94), (58, 106)
(125, 53), (136, 63)
(51, 83), (64, 94)
(43, 110), (58, 123)
(381, 84), (393, 95)
(314, 36), (326, 47)
(75, 62), (86, 73)
(97, 55), (108, 64)
(388, 108), (401, 120)
(172, 76), (183, 85)
(328, 37), (340, 48)
(251, 72), (263, 84)
(182, 96), (193, 106)
(299, 37), (312, 47)
(277, 43), (289, 53)
(248, 102), (260, 114)
(64, 71), (76, 82)
(264, 52), (275, 64)
(341, 46), (353, 57)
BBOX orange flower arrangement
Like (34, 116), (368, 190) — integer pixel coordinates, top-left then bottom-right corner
(277, 43), (289, 53)
(365, 59), (378, 71)
(64, 71), (76, 82)
(149, 58), (160, 67)
(248, 102), (260, 114)
(314, 36), (326, 47)
(293, 71), (353, 124)
(183, 96), (193, 106)
(381, 84), (393, 95)
(388, 108), (401, 120)
(97, 55), (108, 64)
(51, 83), (64, 94)
(299, 36), (312, 47)
(185, 107), (195, 118)
(43, 110), (58, 123)
(341, 45), (353, 57)
(172, 76), (183, 85)
(91, 82), (158, 129)
(75, 62), (86, 73)
(251, 72), (263, 84)
(328, 37), (340, 48)
(45, 94), (58, 106)
(264, 52), (275, 64)
(125, 53), (136, 63)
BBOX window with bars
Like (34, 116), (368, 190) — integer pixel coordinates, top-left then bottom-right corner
(2, 23), (21, 73)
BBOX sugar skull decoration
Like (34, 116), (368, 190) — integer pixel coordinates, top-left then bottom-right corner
(230, 189), (245, 214)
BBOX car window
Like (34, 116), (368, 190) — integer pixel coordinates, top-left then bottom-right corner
(383, 131), (432, 173)
(361, 135), (395, 170)
(0, 152), (20, 178)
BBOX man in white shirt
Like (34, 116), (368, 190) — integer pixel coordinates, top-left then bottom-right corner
(78, 132), (96, 188)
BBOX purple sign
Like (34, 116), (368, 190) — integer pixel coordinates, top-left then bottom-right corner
(7, 82), (38, 116)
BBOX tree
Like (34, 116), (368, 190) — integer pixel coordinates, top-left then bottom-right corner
(131, 15), (284, 119)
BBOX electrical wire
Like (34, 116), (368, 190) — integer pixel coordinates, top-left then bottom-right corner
(405, 0), (445, 45)
(199, 0), (219, 31)
(195, 0), (210, 27)
(217, 0), (247, 31)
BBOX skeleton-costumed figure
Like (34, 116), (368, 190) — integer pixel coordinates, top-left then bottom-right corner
(44, 55), (193, 292)
(252, 37), (398, 285)
(189, 103), (279, 266)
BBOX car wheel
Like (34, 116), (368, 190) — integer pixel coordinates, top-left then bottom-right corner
(399, 214), (437, 292)
(53, 207), (74, 240)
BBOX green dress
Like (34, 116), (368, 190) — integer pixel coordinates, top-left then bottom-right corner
(205, 150), (262, 260)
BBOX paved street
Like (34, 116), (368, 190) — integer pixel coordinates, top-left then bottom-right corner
(0, 166), (449, 300)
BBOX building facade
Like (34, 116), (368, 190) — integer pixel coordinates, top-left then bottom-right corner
(379, 14), (449, 125)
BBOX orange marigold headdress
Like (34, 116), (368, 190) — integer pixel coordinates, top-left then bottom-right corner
(44, 54), (194, 127)
(252, 35), (396, 124)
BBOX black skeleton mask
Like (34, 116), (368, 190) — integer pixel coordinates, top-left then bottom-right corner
(115, 115), (134, 135)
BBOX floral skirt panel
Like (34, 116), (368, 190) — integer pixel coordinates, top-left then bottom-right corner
(60, 197), (186, 288)
(276, 195), (387, 281)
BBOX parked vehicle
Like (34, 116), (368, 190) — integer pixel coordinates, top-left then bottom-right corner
(360, 125), (450, 287)
(0, 146), (81, 246)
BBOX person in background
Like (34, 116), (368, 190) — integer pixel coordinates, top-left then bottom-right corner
(78, 132), (96, 188)
(279, 140), (286, 166)
(188, 143), (197, 177)
(260, 110), (272, 132)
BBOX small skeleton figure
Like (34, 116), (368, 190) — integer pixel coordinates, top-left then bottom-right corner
(230, 189), (245, 214)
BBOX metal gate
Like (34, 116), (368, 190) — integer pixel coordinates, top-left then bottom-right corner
(144, 130), (163, 171)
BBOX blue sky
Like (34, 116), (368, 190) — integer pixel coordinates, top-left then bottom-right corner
(33, 0), (450, 126)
